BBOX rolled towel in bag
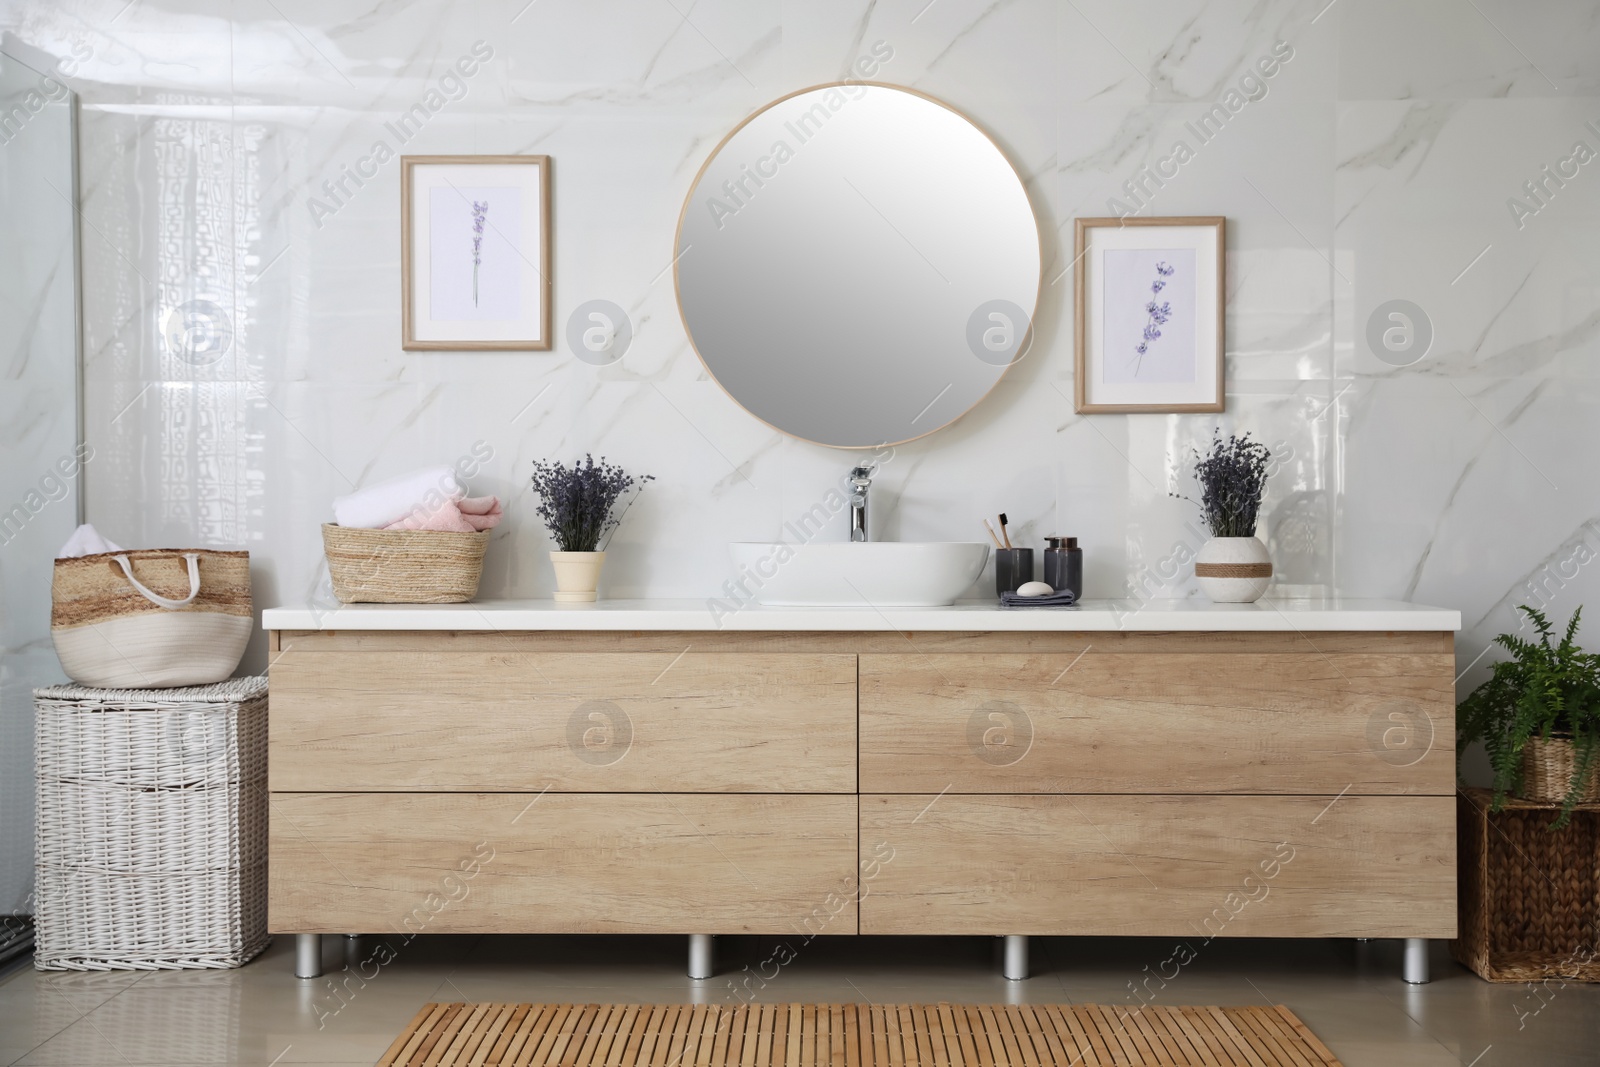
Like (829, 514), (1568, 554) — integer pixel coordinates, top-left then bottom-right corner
(58, 523), (124, 558)
(332, 465), (462, 529)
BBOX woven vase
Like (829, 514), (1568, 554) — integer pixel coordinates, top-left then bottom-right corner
(1520, 736), (1600, 805)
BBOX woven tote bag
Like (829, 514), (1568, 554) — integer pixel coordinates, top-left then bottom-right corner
(51, 550), (252, 688)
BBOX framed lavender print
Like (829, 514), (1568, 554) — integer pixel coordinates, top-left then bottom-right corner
(401, 155), (551, 350)
(1073, 216), (1224, 413)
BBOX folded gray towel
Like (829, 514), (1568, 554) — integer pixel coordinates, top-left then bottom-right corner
(999, 589), (1078, 608)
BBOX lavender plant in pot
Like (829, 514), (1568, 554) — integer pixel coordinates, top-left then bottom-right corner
(1173, 431), (1273, 603)
(530, 455), (652, 602)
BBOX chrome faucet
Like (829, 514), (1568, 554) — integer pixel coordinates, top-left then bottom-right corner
(848, 464), (875, 542)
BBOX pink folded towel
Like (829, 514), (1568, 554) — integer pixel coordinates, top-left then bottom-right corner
(385, 502), (473, 532)
(384, 494), (502, 533)
(457, 496), (503, 530)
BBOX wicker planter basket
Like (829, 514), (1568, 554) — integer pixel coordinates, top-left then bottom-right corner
(34, 677), (269, 970)
(1452, 787), (1600, 982)
(1521, 735), (1600, 805)
(322, 523), (488, 604)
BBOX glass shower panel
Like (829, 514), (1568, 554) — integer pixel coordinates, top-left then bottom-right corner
(0, 42), (82, 926)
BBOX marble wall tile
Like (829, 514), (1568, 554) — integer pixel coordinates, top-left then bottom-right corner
(1334, 99), (1600, 381)
(504, 0), (784, 110)
(1054, 0), (1335, 104)
(1337, 0), (1600, 99)
(1334, 375), (1600, 683)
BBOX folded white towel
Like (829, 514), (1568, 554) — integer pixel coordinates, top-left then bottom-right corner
(332, 465), (463, 529)
(58, 523), (124, 559)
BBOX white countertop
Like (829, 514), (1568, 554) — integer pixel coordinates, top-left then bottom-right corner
(263, 597), (1460, 632)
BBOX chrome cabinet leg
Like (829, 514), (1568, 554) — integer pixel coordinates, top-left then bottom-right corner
(295, 934), (323, 979)
(688, 934), (714, 979)
(1403, 938), (1429, 984)
(1002, 935), (1029, 981)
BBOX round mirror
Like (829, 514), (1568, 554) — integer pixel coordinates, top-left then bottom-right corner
(675, 84), (1041, 449)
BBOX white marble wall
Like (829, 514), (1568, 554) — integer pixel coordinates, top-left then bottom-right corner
(3, 0), (1599, 696)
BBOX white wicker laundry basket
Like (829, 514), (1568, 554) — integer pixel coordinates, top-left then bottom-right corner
(33, 676), (269, 970)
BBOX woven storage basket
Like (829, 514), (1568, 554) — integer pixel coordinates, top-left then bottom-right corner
(1521, 736), (1600, 805)
(322, 523), (488, 603)
(51, 549), (252, 689)
(1452, 787), (1600, 982)
(34, 677), (269, 970)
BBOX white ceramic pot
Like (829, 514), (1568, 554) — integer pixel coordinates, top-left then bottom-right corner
(1194, 536), (1272, 603)
(550, 550), (606, 603)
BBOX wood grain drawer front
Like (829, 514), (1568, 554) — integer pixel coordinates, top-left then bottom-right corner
(859, 794), (1456, 938)
(269, 793), (859, 935)
(269, 651), (856, 792)
(859, 652), (1455, 794)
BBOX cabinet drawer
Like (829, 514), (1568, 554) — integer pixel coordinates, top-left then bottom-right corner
(859, 794), (1455, 938)
(269, 650), (856, 792)
(269, 793), (859, 935)
(859, 652), (1455, 794)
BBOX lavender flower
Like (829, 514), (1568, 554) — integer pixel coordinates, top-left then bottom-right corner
(1132, 260), (1176, 372)
(530, 454), (654, 552)
(471, 200), (488, 307)
(1171, 431), (1273, 538)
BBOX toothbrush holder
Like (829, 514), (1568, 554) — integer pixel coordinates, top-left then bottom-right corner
(993, 548), (1034, 598)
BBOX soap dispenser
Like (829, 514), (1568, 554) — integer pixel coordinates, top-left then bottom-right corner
(1043, 536), (1082, 600)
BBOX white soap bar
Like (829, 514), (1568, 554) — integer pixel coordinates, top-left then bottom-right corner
(1016, 581), (1054, 597)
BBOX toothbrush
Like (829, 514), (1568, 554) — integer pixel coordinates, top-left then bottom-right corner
(981, 519), (1003, 549)
(998, 513), (1014, 549)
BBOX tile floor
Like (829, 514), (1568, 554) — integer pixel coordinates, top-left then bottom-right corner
(0, 934), (1593, 1066)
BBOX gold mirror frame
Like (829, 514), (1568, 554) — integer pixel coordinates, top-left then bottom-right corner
(672, 82), (1043, 450)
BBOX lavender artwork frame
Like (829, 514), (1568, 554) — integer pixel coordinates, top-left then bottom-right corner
(1073, 216), (1225, 414)
(401, 155), (551, 351)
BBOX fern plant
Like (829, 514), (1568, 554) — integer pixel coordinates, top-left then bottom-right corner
(1457, 605), (1600, 828)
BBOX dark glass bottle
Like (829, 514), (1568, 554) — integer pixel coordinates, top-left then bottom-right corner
(1043, 536), (1082, 599)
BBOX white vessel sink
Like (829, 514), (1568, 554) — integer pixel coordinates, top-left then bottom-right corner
(727, 541), (990, 607)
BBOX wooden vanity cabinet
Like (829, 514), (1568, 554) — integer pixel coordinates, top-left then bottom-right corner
(267, 630), (859, 936)
(267, 628), (1457, 944)
(855, 631), (1457, 939)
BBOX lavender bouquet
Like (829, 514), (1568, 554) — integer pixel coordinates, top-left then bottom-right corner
(530, 455), (652, 553)
(1173, 431), (1272, 538)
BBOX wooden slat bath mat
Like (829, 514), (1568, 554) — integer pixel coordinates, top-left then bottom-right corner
(376, 1002), (1343, 1067)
